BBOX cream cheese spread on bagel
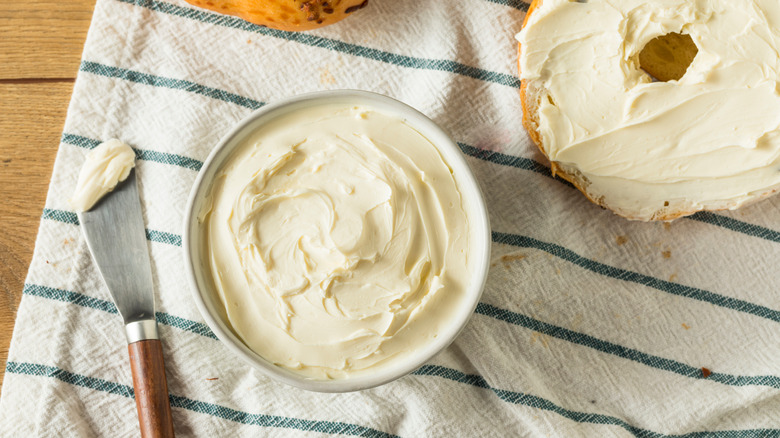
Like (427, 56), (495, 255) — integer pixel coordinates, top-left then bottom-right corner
(517, 0), (780, 220)
(202, 104), (470, 379)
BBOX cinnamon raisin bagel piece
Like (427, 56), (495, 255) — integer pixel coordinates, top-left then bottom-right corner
(186, 0), (369, 31)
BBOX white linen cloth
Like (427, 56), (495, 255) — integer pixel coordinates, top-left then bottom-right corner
(2, 0), (779, 436)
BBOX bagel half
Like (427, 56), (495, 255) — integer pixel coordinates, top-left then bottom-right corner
(518, 0), (780, 221)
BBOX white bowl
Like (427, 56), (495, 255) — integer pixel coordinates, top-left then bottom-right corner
(183, 90), (491, 392)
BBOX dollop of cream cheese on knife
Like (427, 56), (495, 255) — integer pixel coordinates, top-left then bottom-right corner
(70, 139), (136, 212)
(203, 104), (470, 380)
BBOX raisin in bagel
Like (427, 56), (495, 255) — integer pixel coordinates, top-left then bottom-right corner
(517, 0), (780, 221)
(186, 0), (368, 31)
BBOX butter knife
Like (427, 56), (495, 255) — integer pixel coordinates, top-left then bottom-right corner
(78, 170), (175, 438)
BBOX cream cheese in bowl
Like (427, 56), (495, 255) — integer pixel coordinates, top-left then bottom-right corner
(185, 91), (490, 391)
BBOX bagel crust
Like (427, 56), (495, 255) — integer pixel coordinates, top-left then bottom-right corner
(518, 0), (780, 221)
(185, 0), (369, 32)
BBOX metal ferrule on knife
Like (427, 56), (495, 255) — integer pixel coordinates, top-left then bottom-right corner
(125, 319), (160, 344)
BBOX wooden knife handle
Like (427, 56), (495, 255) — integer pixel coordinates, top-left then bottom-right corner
(128, 339), (175, 438)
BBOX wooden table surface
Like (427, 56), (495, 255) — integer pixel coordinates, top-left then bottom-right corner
(0, 0), (96, 392)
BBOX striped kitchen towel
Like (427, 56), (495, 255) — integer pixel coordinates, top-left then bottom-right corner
(2, 0), (779, 436)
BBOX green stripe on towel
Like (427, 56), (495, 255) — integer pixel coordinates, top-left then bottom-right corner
(23, 282), (780, 390)
(7, 360), (778, 438)
(62, 133), (204, 171)
(415, 365), (779, 438)
(493, 231), (780, 323)
(80, 61), (264, 110)
(145, 229), (182, 247)
(5, 362), (396, 438)
(474, 303), (780, 388)
(22, 284), (217, 340)
(42, 208), (180, 247)
(114, 0), (521, 89)
(688, 212), (780, 244)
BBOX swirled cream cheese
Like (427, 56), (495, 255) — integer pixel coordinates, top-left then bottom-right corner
(518, 0), (780, 219)
(70, 139), (136, 212)
(203, 104), (470, 379)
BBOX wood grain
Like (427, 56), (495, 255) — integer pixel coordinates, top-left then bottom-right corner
(0, 1), (95, 79)
(0, 0), (96, 392)
(128, 340), (176, 438)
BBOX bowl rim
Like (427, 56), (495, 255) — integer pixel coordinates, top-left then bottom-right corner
(183, 89), (491, 392)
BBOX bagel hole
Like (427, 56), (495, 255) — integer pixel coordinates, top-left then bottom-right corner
(638, 32), (698, 82)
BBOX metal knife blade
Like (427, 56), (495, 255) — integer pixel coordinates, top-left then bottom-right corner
(78, 168), (175, 437)
(78, 169), (156, 325)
